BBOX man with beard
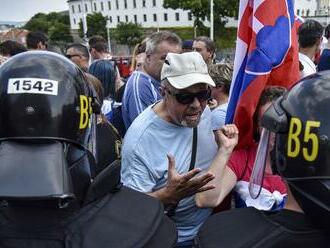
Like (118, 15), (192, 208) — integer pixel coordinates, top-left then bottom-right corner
(121, 52), (234, 247)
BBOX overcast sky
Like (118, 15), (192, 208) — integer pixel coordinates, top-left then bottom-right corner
(0, 0), (69, 22)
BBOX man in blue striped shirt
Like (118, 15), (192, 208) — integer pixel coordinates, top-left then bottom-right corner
(122, 31), (182, 129)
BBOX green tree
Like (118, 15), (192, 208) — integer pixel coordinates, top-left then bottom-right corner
(49, 22), (73, 43)
(79, 12), (107, 38)
(24, 12), (72, 42)
(113, 22), (144, 47)
(163, 0), (239, 32)
(24, 13), (49, 33)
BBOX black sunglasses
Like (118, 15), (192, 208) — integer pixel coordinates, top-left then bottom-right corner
(166, 88), (211, 105)
(65, 54), (81, 59)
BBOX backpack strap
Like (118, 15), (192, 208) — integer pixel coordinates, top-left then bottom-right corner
(189, 127), (198, 171)
(165, 127), (198, 217)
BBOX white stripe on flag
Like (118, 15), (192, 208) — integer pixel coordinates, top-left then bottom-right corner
(229, 37), (248, 96)
(252, 16), (264, 34)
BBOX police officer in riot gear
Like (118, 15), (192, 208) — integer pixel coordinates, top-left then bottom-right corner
(0, 51), (177, 247)
(195, 73), (329, 247)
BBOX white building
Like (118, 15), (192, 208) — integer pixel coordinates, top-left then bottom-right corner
(317, 0), (330, 15)
(67, 0), (195, 30)
(67, 0), (330, 31)
(295, 0), (318, 17)
(295, 0), (330, 26)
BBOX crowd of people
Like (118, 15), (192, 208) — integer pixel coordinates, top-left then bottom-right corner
(0, 20), (329, 247)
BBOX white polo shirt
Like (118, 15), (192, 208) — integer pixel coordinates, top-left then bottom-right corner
(299, 52), (316, 79)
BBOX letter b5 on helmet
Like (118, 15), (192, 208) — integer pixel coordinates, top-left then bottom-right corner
(260, 72), (330, 231)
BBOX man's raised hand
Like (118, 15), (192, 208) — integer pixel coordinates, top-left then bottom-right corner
(164, 154), (215, 205)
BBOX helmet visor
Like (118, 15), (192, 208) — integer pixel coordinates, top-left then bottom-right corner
(249, 128), (271, 199)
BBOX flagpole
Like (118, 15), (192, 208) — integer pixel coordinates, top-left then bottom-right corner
(106, 18), (112, 53)
(81, 0), (88, 42)
(210, 0), (214, 40)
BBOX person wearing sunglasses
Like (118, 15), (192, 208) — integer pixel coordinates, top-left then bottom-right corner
(121, 52), (237, 247)
(65, 43), (90, 72)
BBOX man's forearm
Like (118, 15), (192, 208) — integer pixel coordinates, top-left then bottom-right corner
(195, 148), (232, 207)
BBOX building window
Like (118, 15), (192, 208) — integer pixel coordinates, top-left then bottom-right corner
(101, 1), (104, 11)
(164, 13), (168, 21)
(133, 0), (136, 8)
(188, 12), (192, 21)
(109, 16), (112, 23)
(134, 14), (137, 23)
(94, 2), (97, 11)
(71, 5), (75, 14)
(143, 14), (147, 22)
(78, 4), (81, 13)
(175, 13), (180, 21)
(125, 15), (128, 22)
(73, 18), (76, 24)
(153, 0), (156, 7)
(297, 9), (300, 15)
(116, 0), (119, 9)
(142, 0), (146, 8)
(117, 16), (120, 22)
(302, 9), (305, 16)
(85, 3), (88, 12)
(124, 0), (127, 9)
(306, 9), (310, 16)
(108, 1), (111, 10)
(153, 14), (157, 22)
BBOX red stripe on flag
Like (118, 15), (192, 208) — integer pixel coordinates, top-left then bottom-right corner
(233, 75), (269, 149)
(238, 4), (253, 44)
(255, 0), (288, 26)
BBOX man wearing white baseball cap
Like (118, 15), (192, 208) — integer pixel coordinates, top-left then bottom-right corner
(121, 52), (238, 246)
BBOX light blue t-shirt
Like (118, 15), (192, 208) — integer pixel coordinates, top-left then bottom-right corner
(121, 104), (218, 243)
(211, 102), (228, 130)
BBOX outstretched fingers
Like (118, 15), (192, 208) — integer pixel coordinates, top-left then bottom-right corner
(188, 173), (215, 189)
(181, 168), (202, 183)
(197, 185), (216, 193)
(199, 173), (215, 185)
(167, 154), (176, 178)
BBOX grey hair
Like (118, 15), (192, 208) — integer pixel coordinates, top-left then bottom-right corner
(194, 36), (215, 54)
(66, 43), (90, 59)
(146, 31), (182, 54)
(208, 63), (233, 95)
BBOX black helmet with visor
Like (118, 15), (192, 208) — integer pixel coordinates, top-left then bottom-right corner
(249, 72), (330, 230)
(0, 51), (98, 207)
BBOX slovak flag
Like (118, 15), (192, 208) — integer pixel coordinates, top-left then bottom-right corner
(226, 0), (300, 149)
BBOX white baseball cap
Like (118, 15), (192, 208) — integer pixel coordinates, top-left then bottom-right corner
(161, 52), (215, 89)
